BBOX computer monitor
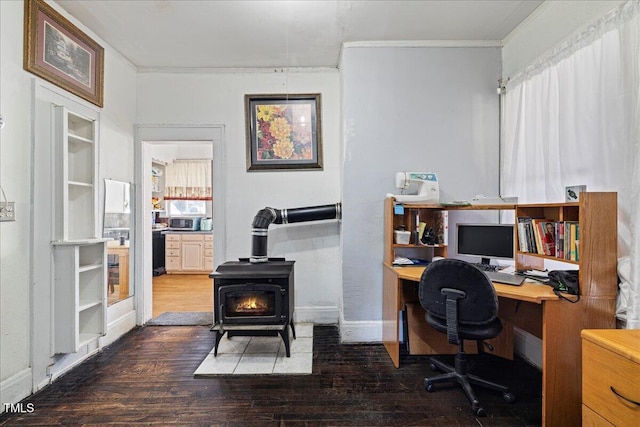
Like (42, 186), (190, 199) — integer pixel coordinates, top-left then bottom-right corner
(456, 223), (514, 265)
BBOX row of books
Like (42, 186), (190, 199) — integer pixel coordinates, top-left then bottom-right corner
(517, 217), (580, 261)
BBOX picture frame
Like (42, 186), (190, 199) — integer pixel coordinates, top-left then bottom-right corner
(24, 0), (104, 107)
(245, 93), (322, 171)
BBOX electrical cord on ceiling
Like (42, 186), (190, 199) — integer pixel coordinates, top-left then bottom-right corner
(284, 2), (290, 101)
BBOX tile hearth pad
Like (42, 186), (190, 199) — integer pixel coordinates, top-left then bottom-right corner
(194, 323), (313, 376)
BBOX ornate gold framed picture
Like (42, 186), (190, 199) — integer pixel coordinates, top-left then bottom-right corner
(24, 0), (104, 107)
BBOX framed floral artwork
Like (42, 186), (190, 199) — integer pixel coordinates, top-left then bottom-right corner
(245, 94), (322, 171)
(24, 0), (104, 107)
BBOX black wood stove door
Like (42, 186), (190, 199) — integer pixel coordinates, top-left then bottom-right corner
(218, 283), (285, 324)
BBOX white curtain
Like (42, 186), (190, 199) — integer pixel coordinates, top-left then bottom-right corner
(502, 0), (640, 328)
(164, 160), (212, 200)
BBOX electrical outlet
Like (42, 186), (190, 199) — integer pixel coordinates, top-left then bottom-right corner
(0, 201), (16, 222)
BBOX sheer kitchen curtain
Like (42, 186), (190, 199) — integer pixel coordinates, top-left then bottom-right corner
(501, 0), (640, 328)
(164, 160), (212, 200)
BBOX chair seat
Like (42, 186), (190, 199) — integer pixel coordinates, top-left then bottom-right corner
(426, 313), (502, 342)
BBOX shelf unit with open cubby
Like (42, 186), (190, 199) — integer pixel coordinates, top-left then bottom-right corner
(383, 199), (448, 266)
(514, 192), (618, 300)
(52, 106), (107, 353)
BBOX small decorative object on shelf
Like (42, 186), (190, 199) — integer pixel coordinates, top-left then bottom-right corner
(152, 197), (163, 210)
(421, 227), (436, 245)
(566, 185), (586, 202)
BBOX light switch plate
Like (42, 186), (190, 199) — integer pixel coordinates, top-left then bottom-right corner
(0, 201), (16, 221)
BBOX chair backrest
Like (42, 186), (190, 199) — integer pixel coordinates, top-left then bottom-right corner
(419, 259), (499, 326)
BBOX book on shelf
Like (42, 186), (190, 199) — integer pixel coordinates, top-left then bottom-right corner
(556, 222), (565, 259)
(566, 221), (580, 261)
(531, 219), (544, 255)
(531, 219), (557, 256)
(517, 218), (529, 252)
(535, 219), (557, 256)
(516, 217), (538, 254)
(575, 223), (580, 261)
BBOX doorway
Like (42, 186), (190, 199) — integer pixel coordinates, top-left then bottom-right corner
(134, 125), (226, 325)
(150, 145), (213, 317)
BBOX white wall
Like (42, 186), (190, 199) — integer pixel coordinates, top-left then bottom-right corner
(340, 45), (502, 341)
(136, 70), (343, 323)
(0, 0), (137, 405)
(0, 0), (33, 405)
(502, 0), (624, 79)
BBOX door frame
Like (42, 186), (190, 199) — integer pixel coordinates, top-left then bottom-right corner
(134, 125), (226, 325)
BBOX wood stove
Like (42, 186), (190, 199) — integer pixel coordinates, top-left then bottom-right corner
(209, 258), (296, 357)
(208, 203), (341, 358)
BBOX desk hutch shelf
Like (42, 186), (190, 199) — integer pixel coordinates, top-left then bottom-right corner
(382, 192), (618, 427)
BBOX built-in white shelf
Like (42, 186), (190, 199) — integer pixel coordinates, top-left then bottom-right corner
(52, 106), (106, 354)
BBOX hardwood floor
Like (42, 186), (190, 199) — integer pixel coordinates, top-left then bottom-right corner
(0, 326), (542, 426)
(152, 273), (213, 317)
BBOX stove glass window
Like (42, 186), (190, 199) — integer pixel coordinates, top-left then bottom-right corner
(224, 290), (276, 317)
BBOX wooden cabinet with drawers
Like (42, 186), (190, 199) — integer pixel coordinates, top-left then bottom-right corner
(582, 329), (640, 426)
(165, 232), (213, 274)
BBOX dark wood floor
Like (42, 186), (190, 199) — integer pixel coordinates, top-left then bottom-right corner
(0, 326), (541, 426)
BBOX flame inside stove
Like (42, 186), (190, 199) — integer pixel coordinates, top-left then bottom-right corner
(235, 296), (269, 312)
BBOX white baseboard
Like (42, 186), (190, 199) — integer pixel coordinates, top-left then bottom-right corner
(339, 320), (382, 343)
(100, 311), (137, 348)
(295, 306), (340, 325)
(0, 368), (33, 410)
(43, 312), (136, 389)
(46, 342), (101, 385)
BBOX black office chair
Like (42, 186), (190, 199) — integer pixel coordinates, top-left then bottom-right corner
(418, 259), (515, 416)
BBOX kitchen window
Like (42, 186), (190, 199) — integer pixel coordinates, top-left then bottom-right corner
(166, 200), (207, 216)
(164, 160), (212, 217)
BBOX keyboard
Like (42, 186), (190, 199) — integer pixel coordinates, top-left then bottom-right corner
(472, 263), (499, 272)
(485, 271), (525, 286)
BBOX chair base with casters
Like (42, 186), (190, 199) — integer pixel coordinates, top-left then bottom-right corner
(419, 259), (517, 417)
(424, 341), (516, 417)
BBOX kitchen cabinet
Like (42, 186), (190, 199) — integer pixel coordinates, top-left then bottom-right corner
(181, 234), (204, 271)
(165, 232), (213, 274)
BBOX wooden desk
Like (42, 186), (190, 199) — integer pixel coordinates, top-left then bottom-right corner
(383, 263), (610, 427)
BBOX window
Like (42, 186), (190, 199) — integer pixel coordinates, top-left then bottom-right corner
(166, 200), (207, 216)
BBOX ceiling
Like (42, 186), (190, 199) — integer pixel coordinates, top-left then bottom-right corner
(56, 0), (544, 70)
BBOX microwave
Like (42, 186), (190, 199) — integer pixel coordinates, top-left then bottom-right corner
(168, 217), (201, 230)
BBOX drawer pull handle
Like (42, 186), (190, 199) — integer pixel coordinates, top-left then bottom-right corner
(610, 386), (640, 406)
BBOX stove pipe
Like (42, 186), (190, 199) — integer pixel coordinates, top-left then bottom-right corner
(251, 203), (342, 263)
